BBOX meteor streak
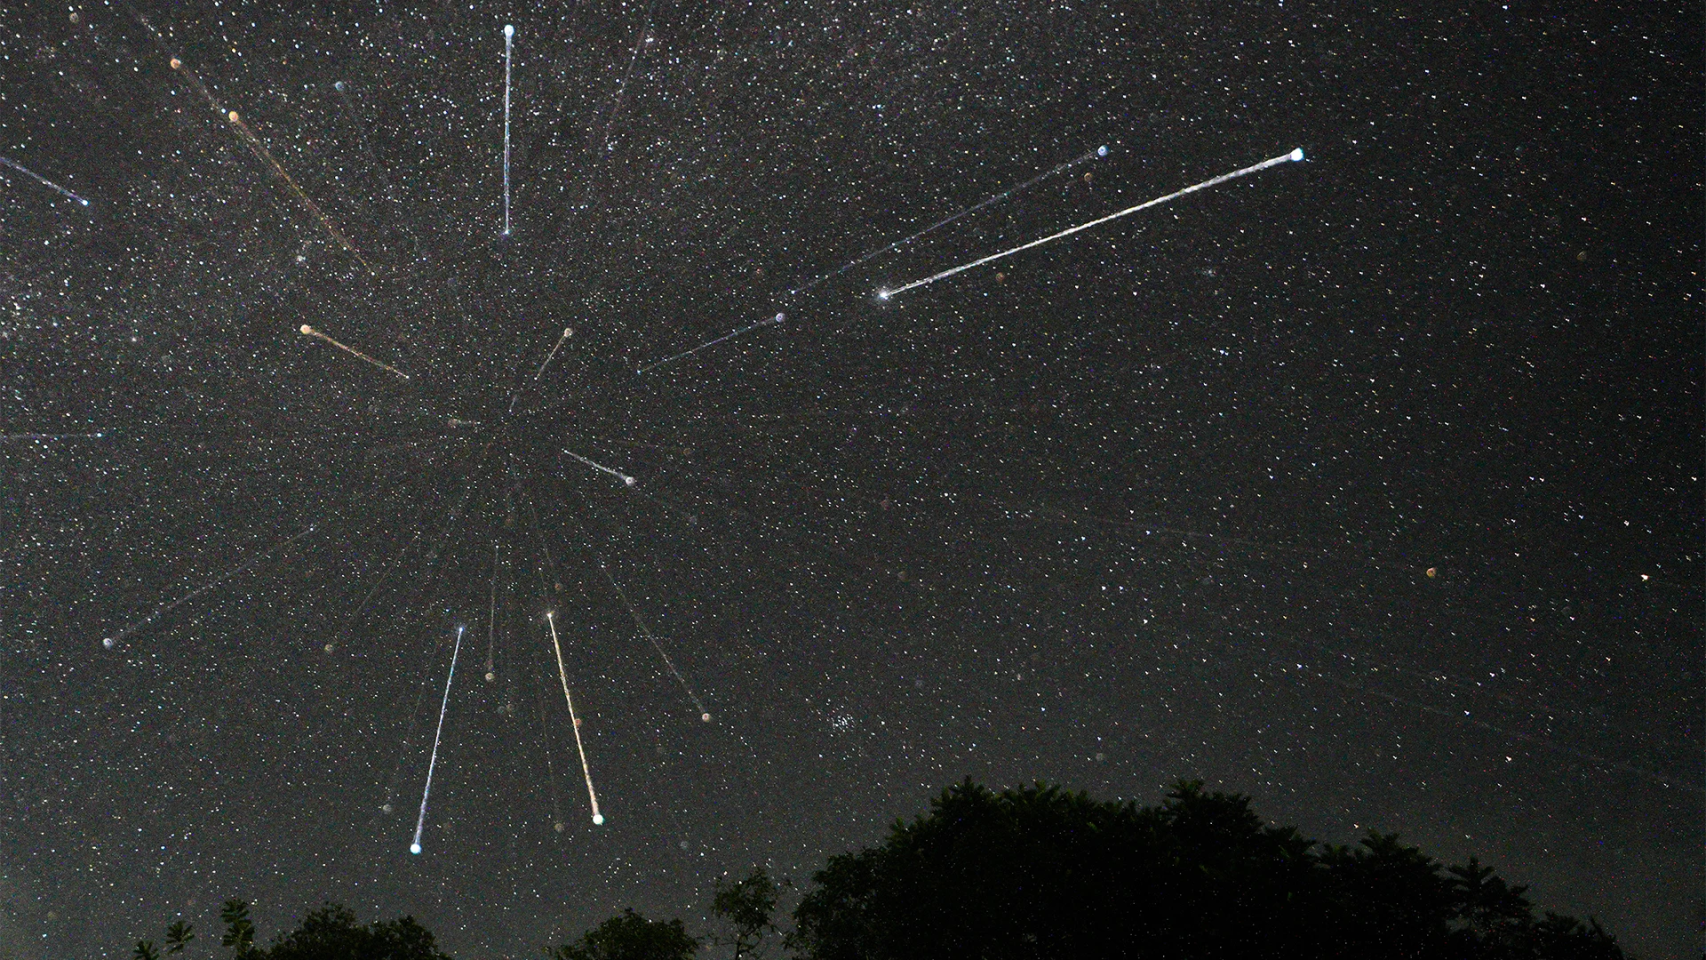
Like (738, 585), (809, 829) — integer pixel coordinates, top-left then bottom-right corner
(411, 625), (464, 854)
(102, 524), (317, 649)
(134, 11), (375, 275)
(593, 558), (710, 723)
(535, 327), (574, 379)
(636, 313), (785, 375)
(562, 448), (636, 487)
(502, 24), (514, 237)
(635, 145), (1109, 372)
(879, 148), (1305, 299)
(786, 145), (1109, 298)
(545, 612), (604, 825)
(0, 156), (89, 206)
(299, 324), (410, 380)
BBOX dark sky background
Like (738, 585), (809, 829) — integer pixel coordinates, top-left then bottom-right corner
(1, 1), (1699, 957)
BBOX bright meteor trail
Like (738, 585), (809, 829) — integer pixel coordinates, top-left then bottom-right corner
(546, 612), (604, 825)
(411, 625), (464, 854)
(879, 148), (1305, 299)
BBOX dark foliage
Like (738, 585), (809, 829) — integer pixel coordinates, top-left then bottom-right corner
(131, 781), (1625, 960)
(135, 901), (450, 960)
(788, 779), (1625, 960)
(546, 908), (699, 960)
(263, 904), (454, 960)
(220, 900), (256, 957)
(712, 867), (785, 958)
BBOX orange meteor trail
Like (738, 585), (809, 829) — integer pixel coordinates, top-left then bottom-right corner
(299, 324), (410, 380)
(219, 107), (376, 276)
(140, 12), (375, 275)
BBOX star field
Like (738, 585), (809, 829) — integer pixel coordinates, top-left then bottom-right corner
(1, 2), (1699, 958)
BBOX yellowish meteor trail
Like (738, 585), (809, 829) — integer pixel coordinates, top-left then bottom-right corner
(299, 324), (410, 380)
(546, 612), (605, 825)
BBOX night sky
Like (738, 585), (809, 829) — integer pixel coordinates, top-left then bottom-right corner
(2, 1), (1699, 957)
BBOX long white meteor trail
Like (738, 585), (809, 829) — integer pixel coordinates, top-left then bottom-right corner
(411, 625), (464, 855)
(878, 148), (1305, 299)
(562, 448), (636, 487)
(502, 24), (514, 237)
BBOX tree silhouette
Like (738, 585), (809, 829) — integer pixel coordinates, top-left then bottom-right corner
(128, 780), (1626, 960)
(219, 900), (255, 957)
(263, 903), (453, 960)
(134, 901), (450, 960)
(165, 921), (196, 956)
(788, 779), (1626, 960)
(711, 867), (784, 958)
(138, 920), (198, 960)
(546, 908), (698, 960)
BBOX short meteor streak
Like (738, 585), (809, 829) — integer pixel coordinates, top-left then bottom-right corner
(502, 24), (515, 237)
(101, 524), (317, 649)
(411, 625), (464, 854)
(594, 558), (711, 723)
(879, 148), (1305, 299)
(0, 156), (90, 207)
(332, 80), (422, 260)
(535, 327), (574, 379)
(562, 448), (636, 487)
(545, 612), (604, 825)
(299, 324), (410, 380)
(636, 312), (785, 375)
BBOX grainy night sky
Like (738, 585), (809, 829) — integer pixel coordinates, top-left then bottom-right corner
(1, 1), (1699, 957)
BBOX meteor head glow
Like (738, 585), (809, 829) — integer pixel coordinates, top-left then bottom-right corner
(701, 712), (712, 722)
(877, 289), (891, 301)
(409, 843), (422, 855)
(1290, 147), (1305, 161)
(78, 197), (90, 206)
(102, 637), (115, 649)
(334, 81), (346, 92)
(504, 24), (514, 37)
(592, 814), (605, 825)
(169, 58), (181, 70)
(299, 324), (315, 335)
(1097, 145), (1109, 157)
(564, 327), (574, 338)
(773, 312), (785, 324)
(227, 110), (240, 124)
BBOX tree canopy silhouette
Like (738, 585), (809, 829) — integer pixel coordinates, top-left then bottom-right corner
(788, 779), (1624, 960)
(545, 908), (698, 960)
(131, 780), (1625, 960)
(134, 901), (452, 960)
